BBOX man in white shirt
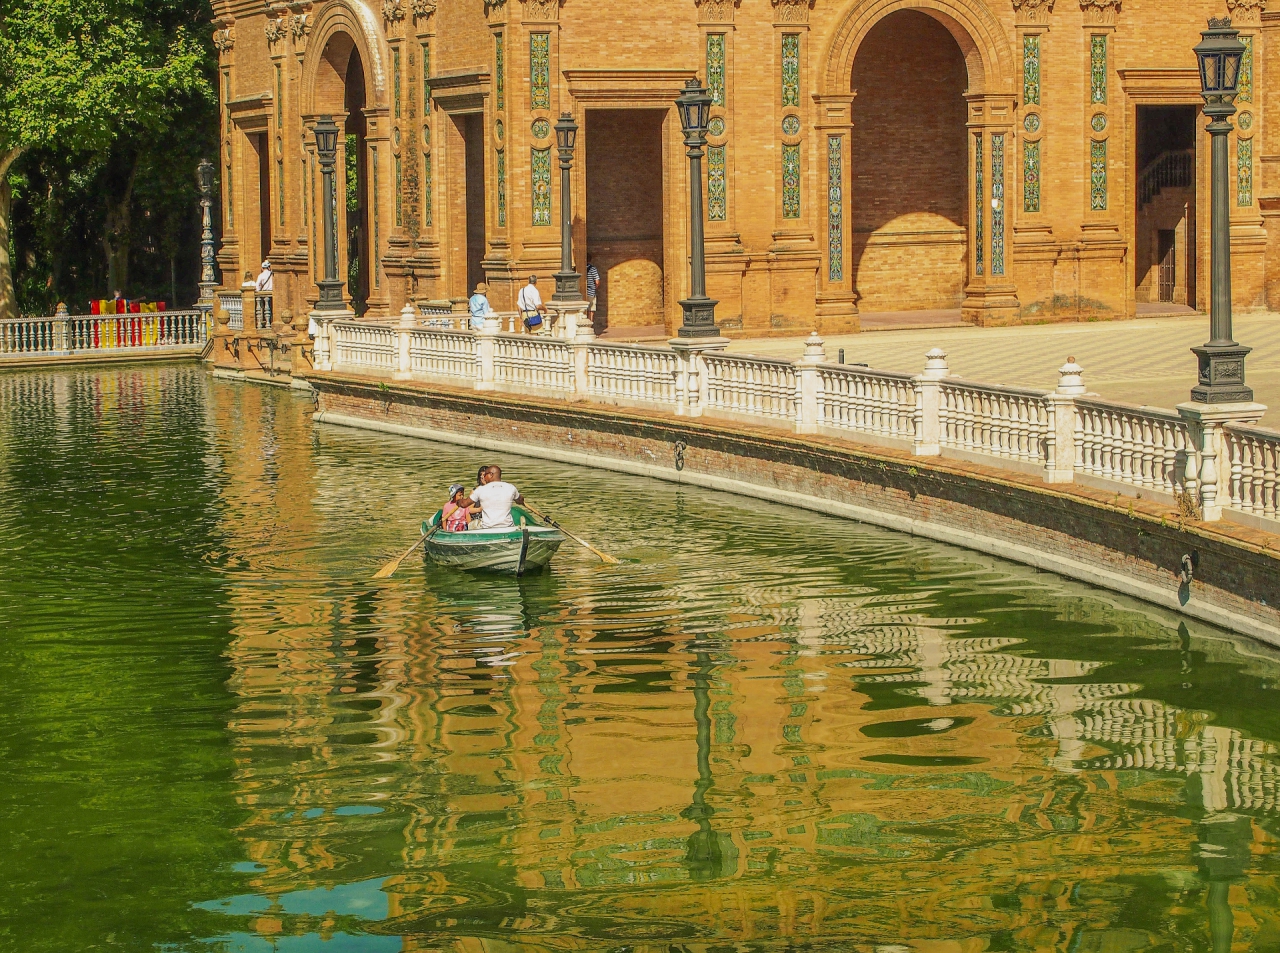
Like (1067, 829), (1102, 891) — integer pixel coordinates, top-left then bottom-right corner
(469, 465), (524, 529)
(516, 274), (547, 332)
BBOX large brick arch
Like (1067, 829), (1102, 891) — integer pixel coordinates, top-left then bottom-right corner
(300, 0), (387, 116)
(819, 0), (1014, 97)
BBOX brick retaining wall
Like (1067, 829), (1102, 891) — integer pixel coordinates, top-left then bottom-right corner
(305, 370), (1280, 646)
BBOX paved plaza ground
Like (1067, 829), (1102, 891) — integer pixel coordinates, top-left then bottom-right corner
(725, 311), (1280, 426)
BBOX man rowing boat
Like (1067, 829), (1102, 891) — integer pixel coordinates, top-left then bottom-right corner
(469, 465), (525, 529)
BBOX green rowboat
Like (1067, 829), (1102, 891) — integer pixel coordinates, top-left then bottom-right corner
(422, 504), (565, 574)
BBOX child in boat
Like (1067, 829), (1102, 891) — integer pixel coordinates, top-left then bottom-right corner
(442, 483), (478, 532)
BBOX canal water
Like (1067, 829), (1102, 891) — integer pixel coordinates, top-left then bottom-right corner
(6, 365), (1280, 952)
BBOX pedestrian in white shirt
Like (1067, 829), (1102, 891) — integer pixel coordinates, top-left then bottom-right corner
(469, 465), (524, 529)
(516, 275), (547, 332)
(255, 260), (274, 325)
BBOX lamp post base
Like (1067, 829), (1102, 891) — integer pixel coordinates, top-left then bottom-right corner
(316, 279), (347, 312)
(678, 295), (720, 338)
(551, 270), (582, 304)
(1190, 343), (1254, 403)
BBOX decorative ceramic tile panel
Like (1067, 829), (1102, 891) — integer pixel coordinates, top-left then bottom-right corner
(372, 147), (380, 287)
(394, 49), (401, 119)
(302, 154), (308, 228)
(1023, 139), (1040, 213)
(827, 136), (843, 282)
(782, 144), (801, 219)
(1090, 139), (1107, 211)
(530, 34), (550, 111)
(1239, 35), (1253, 104)
(278, 157), (284, 226)
(1023, 35), (1041, 106)
(1090, 35), (1107, 104)
(532, 147), (552, 226)
(497, 148), (507, 226)
(991, 134), (1005, 276)
(707, 34), (726, 107)
(422, 43), (430, 108)
(1238, 137), (1253, 206)
(423, 152), (432, 227)
(496, 33), (505, 110)
(708, 145), (727, 221)
(781, 34), (800, 108)
(276, 64), (283, 124)
(975, 135), (983, 276)
(395, 154), (403, 226)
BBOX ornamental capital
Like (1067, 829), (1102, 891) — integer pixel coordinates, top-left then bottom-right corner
(1227, 0), (1266, 25)
(520, 0), (563, 22)
(1012, 0), (1054, 25)
(382, 0), (405, 21)
(1080, 0), (1120, 25)
(772, 0), (815, 23)
(289, 12), (310, 39)
(212, 26), (235, 52)
(695, 0), (740, 22)
(264, 17), (285, 45)
(411, 0), (437, 20)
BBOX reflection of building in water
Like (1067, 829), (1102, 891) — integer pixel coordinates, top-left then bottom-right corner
(208, 530), (1280, 949)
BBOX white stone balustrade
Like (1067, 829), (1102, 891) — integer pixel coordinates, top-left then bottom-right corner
(703, 353), (797, 422)
(585, 342), (678, 406)
(1074, 399), (1191, 498)
(219, 294), (243, 331)
(314, 319), (1280, 530)
(0, 310), (207, 359)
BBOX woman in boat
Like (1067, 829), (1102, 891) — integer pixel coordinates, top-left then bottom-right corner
(442, 483), (479, 532)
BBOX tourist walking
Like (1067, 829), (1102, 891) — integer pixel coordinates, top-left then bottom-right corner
(585, 255), (601, 330)
(255, 260), (274, 325)
(469, 282), (492, 331)
(517, 275), (547, 332)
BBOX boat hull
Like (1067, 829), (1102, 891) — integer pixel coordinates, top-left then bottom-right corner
(421, 508), (564, 574)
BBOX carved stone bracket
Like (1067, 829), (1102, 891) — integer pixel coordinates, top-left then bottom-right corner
(772, 0), (814, 23)
(1013, 0), (1054, 26)
(696, 0), (740, 22)
(1080, 0), (1120, 25)
(383, 0), (406, 35)
(264, 17), (285, 47)
(213, 25), (236, 53)
(411, 0), (438, 21)
(520, 0), (563, 22)
(482, 0), (505, 21)
(1227, 0), (1266, 25)
(290, 12), (310, 40)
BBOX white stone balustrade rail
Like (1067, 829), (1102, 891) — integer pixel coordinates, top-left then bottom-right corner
(492, 333), (573, 392)
(938, 379), (1053, 469)
(816, 364), (918, 444)
(704, 353), (797, 422)
(219, 294), (243, 331)
(1223, 423), (1280, 523)
(409, 328), (475, 381)
(1074, 398), (1191, 499)
(309, 316), (1280, 531)
(0, 311), (207, 360)
(586, 343), (678, 406)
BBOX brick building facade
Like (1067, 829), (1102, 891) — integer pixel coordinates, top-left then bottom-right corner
(209, 0), (1276, 336)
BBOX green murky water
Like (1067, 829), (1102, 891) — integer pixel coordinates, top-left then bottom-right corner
(4, 365), (1280, 952)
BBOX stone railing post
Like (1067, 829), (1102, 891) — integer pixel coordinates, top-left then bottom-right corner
(1177, 398), (1268, 521)
(313, 316), (334, 371)
(239, 276), (256, 335)
(475, 316), (498, 391)
(394, 304), (415, 381)
(54, 302), (70, 352)
(571, 320), (595, 399)
(796, 331), (825, 434)
(912, 347), (948, 456)
(1045, 357), (1085, 484)
(670, 332), (729, 418)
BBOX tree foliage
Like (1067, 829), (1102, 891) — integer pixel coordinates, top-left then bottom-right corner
(0, 0), (217, 318)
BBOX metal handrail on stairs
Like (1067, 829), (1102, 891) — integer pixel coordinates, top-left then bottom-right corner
(1138, 149), (1194, 209)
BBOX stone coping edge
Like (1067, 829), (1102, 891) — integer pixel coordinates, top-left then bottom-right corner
(315, 407), (1280, 649)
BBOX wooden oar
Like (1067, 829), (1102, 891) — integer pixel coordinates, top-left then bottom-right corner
(523, 502), (620, 565)
(373, 525), (438, 579)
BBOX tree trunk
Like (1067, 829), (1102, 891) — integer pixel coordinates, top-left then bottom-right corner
(103, 157), (140, 297)
(0, 148), (23, 322)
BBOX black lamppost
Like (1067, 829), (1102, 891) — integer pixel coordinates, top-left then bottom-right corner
(552, 112), (581, 303)
(196, 159), (218, 291)
(1192, 19), (1252, 403)
(314, 116), (346, 311)
(675, 78), (719, 338)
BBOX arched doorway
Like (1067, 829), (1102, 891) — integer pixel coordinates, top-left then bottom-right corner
(850, 11), (970, 314)
(312, 31), (371, 315)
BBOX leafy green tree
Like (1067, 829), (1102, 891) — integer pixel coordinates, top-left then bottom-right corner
(0, 0), (212, 319)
